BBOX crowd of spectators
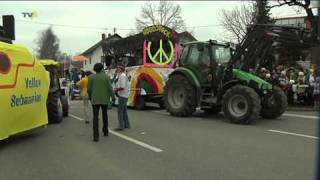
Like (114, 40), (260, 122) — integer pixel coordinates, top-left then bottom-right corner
(257, 64), (320, 107)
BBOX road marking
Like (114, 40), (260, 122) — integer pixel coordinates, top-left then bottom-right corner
(153, 110), (169, 115)
(109, 130), (163, 152)
(69, 114), (163, 153)
(69, 114), (84, 121)
(268, 129), (318, 139)
(283, 113), (318, 120)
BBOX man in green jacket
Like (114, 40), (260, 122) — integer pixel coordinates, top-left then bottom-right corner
(88, 63), (115, 142)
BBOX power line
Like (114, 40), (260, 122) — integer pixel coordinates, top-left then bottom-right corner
(16, 19), (109, 30)
(15, 19), (223, 31)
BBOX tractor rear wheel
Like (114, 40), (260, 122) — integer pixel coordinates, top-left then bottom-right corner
(47, 91), (63, 124)
(222, 85), (261, 124)
(164, 75), (197, 117)
(260, 86), (287, 119)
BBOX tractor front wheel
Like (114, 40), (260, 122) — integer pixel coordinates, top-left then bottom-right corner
(260, 86), (287, 119)
(222, 85), (261, 124)
(164, 75), (197, 117)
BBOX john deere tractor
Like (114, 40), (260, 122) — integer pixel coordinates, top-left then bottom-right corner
(164, 24), (313, 124)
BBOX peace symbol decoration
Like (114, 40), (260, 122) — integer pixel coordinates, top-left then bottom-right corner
(147, 40), (174, 65)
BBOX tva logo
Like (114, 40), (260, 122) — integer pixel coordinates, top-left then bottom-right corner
(22, 11), (38, 20)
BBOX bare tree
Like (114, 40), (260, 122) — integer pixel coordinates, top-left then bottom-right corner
(220, 3), (255, 44)
(35, 27), (60, 60)
(135, 0), (186, 32)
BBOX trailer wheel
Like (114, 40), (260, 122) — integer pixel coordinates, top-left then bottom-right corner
(260, 86), (287, 119)
(222, 85), (261, 124)
(135, 95), (146, 110)
(164, 74), (197, 117)
(47, 92), (63, 123)
(61, 96), (69, 117)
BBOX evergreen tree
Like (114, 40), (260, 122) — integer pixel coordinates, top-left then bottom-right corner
(253, 0), (274, 24)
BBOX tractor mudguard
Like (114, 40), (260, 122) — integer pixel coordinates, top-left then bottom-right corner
(219, 80), (240, 99)
(169, 67), (202, 105)
(232, 69), (272, 91)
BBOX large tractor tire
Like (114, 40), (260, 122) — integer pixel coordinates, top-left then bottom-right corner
(260, 86), (287, 119)
(222, 85), (261, 124)
(47, 92), (63, 124)
(164, 75), (197, 117)
(61, 96), (69, 117)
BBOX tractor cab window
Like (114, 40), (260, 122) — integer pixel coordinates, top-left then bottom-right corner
(199, 47), (210, 67)
(213, 46), (231, 65)
(179, 45), (189, 65)
(188, 45), (201, 66)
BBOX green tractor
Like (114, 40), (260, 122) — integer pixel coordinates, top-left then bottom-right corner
(163, 24), (313, 124)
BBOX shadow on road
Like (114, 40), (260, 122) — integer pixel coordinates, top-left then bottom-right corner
(0, 132), (41, 149)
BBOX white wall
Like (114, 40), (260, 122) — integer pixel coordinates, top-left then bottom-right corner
(83, 46), (103, 72)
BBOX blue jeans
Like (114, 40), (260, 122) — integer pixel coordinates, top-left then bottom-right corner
(118, 97), (130, 129)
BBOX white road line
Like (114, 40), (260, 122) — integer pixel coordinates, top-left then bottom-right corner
(69, 114), (163, 153)
(153, 110), (169, 115)
(283, 113), (318, 120)
(268, 129), (318, 139)
(109, 130), (163, 152)
(69, 114), (84, 121)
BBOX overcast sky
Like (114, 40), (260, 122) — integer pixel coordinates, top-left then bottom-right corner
(0, 1), (305, 56)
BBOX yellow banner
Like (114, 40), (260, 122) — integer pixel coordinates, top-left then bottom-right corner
(0, 42), (50, 140)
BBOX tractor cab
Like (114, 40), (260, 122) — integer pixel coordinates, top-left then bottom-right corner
(179, 41), (232, 86)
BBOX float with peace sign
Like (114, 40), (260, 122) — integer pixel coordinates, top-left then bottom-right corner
(101, 25), (195, 109)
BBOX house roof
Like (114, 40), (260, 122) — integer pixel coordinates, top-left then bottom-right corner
(178, 31), (197, 41)
(81, 33), (122, 56)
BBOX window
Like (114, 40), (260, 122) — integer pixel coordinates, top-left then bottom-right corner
(179, 45), (189, 66)
(213, 46), (231, 64)
(89, 57), (92, 64)
(199, 47), (210, 67)
(188, 45), (201, 66)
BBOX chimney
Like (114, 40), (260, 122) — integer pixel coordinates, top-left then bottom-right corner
(108, 33), (112, 37)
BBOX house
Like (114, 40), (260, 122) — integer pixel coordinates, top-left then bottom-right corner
(274, 16), (312, 29)
(81, 33), (122, 71)
(178, 31), (197, 44)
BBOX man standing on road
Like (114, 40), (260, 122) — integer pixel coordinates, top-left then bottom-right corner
(88, 63), (115, 142)
(114, 65), (130, 131)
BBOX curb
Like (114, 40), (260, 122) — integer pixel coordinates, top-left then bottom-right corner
(287, 106), (317, 112)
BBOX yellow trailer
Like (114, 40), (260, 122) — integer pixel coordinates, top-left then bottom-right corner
(0, 41), (50, 140)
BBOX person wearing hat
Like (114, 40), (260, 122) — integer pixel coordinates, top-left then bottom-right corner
(88, 63), (115, 142)
(114, 64), (130, 131)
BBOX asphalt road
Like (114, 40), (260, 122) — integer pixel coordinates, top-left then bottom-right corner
(0, 100), (318, 180)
